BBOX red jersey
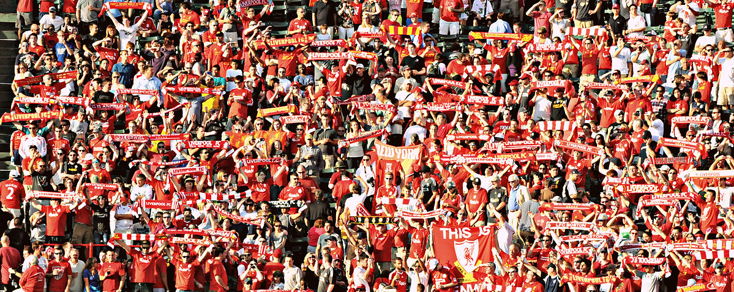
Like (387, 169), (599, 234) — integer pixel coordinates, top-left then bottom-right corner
(322, 67), (344, 97)
(41, 205), (71, 236)
(430, 266), (458, 292)
(464, 188), (488, 213)
(173, 258), (200, 291)
(439, 0), (462, 22)
(712, 3), (734, 29)
(20, 265), (45, 292)
(405, 0), (423, 18)
(129, 250), (160, 283)
(580, 46), (600, 75)
(206, 259), (228, 292)
(389, 270), (408, 292)
(0, 179), (23, 209)
(227, 88), (253, 118)
(408, 228), (429, 259)
(370, 228), (397, 262)
(288, 18), (313, 34)
(100, 262), (125, 292)
(46, 260), (72, 292)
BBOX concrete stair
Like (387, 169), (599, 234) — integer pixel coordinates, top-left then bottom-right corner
(0, 13), (17, 180)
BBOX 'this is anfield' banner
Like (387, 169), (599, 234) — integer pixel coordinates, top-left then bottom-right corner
(431, 225), (496, 283)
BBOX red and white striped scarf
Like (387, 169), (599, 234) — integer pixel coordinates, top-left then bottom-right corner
(567, 27), (608, 37)
(481, 285), (531, 292)
(84, 183), (118, 191)
(536, 121), (575, 132)
(241, 158), (284, 166)
(463, 64), (501, 76)
(671, 116), (710, 129)
(311, 39), (348, 47)
(681, 169), (734, 179)
(691, 250), (734, 260)
(651, 157), (693, 165)
(584, 82), (627, 91)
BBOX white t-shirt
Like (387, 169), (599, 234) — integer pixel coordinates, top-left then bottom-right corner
(112, 203), (135, 233)
(631, 49), (651, 75)
(610, 46), (632, 75)
(719, 57), (734, 87)
(695, 35), (717, 49)
(115, 23), (141, 50)
(39, 15), (64, 31)
(130, 184), (154, 201)
(532, 95), (552, 121)
(627, 15), (647, 37)
(69, 260), (86, 292)
(352, 266), (371, 292)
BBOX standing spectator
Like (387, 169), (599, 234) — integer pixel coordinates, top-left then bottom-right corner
(313, 0), (337, 36)
(0, 235), (21, 292)
(438, 0), (463, 36)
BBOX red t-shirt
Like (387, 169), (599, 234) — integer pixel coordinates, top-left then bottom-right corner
(100, 262), (125, 292)
(0, 179), (24, 209)
(173, 258), (200, 290)
(464, 188), (488, 213)
(408, 228), (429, 259)
(20, 265), (45, 292)
(322, 67), (344, 97)
(405, 0), (423, 18)
(288, 18), (313, 34)
(580, 46), (600, 75)
(370, 228), (396, 262)
(713, 3), (734, 28)
(228, 88), (253, 118)
(46, 260), (72, 292)
(206, 259), (228, 292)
(42, 205), (71, 236)
(129, 250), (160, 283)
(439, 0), (462, 22)
(430, 267), (458, 292)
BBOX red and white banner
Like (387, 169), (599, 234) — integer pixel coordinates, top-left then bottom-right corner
(583, 82), (628, 91)
(544, 221), (595, 231)
(671, 116), (710, 129)
(307, 52), (351, 60)
(680, 169), (734, 179)
(439, 155), (512, 165)
(90, 103), (127, 111)
(354, 102), (395, 112)
(616, 183), (664, 194)
(531, 80), (571, 90)
(98, 2), (152, 16)
(311, 39), (348, 47)
(431, 225), (496, 282)
(168, 166), (208, 176)
(117, 88), (159, 96)
(481, 141), (542, 152)
(560, 234), (609, 242)
(651, 157), (694, 165)
(558, 247), (593, 257)
(332, 94), (374, 105)
(397, 209), (447, 219)
(279, 115), (311, 124)
(445, 133), (491, 141)
(427, 78), (467, 88)
(528, 43), (563, 52)
(26, 191), (79, 200)
(461, 95), (504, 106)
(1, 111), (63, 123)
(624, 257), (666, 266)
(84, 183), (118, 191)
(241, 158), (284, 166)
(182, 140), (229, 149)
(415, 102), (461, 112)
(657, 137), (703, 151)
(239, 0), (269, 7)
(538, 203), (597, 212)
(553, 140), (603, 156)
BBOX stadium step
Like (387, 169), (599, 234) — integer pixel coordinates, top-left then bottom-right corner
(0, 13), (18, 180)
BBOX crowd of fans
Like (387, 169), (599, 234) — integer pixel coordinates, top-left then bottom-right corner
(4, 0), (734, 291)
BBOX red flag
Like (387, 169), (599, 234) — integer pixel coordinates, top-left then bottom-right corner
(431, 225), (496, 283)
